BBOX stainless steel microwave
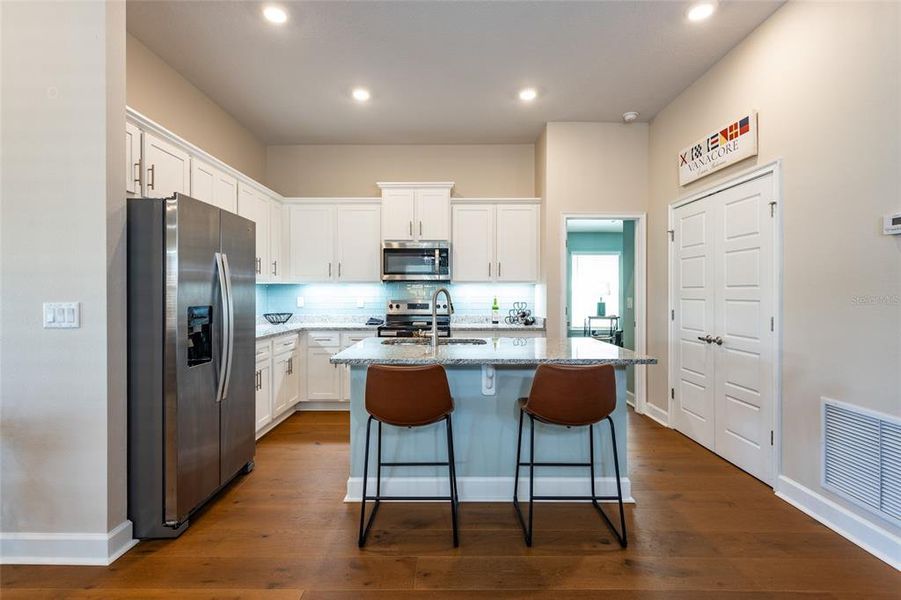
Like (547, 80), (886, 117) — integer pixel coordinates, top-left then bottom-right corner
(382, 241), (451, 281)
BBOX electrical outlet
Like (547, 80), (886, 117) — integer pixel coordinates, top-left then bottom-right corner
(296, 296), (305, 308)
(356, 298), (365, 308)
(626, 297), (633, 310)
(43, 302), (80, 328)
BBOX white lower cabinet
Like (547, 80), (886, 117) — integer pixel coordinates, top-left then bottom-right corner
(340, 331), (375, 401)
(254, 341), (273, 432)
(255, 333), (303, 438)
(306, 346), (341, 401)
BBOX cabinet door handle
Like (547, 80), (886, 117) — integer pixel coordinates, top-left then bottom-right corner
(133, 162), (141, 186)
(498, 262), (502, 277)
(328, 262), (332, 277)
(488, 263), (492, 277)
(147, 164), (155, 190)
(409, 221), (413, 236)
(419, 221), (423, 236)
(338, 262), (342, 277)
(256, 257), (261, 274)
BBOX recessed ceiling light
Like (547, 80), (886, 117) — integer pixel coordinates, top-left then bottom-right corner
(263, 5), (288, 24)
(687, 2), (716, 22)
(622, 111), (639, 123)
(352, 88), (371, 102)
(519, 88), (538, 102)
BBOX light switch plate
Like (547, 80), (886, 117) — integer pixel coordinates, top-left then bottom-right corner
(43, 302), (80, 328)
(296, 296), (305, 308)
(356, 298), (365, 308)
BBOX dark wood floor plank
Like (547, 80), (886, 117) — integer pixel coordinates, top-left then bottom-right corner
(2, 409), (896, 596)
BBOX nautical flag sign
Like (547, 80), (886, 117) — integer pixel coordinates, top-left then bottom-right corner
(678, 111), (758, 185)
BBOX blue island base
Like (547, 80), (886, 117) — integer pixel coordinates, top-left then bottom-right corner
(345, 365), (631, 503)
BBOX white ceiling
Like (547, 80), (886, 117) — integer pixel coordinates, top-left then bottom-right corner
(126, 0), (783, 145)
(567, 219), (624, 234)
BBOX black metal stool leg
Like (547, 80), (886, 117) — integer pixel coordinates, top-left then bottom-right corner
(608, 416), (628, 548)
(445, 415), (459, 547)
(358, 416), (374, 547)
(527, 414), (535, 547)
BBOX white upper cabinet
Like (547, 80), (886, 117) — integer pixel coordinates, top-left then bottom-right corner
(269, 200), (286, 281)
(193, 159), (238, 213)
(238, 182), (271, 280)
(335, 204), (382, 282)
(414, 188), (451, 240)
(125, 122), (142, 195)
(379, 183), (452, 242)
(289, 204), (335, 282)
(289, 202), (381, 283)
(380, 188), (415, 240)
(451, 201), (539, 283)
(143, 132), (190, 198)
(496, 203), (540, 282)
(452, 204), (495, 282)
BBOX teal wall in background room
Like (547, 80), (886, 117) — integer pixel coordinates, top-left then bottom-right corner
(565, 225), (636, 394)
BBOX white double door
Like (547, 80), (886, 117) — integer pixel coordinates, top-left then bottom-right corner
(672, 173), (776, 484)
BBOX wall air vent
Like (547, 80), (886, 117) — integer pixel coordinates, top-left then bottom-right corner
(822, 397), (901, 526)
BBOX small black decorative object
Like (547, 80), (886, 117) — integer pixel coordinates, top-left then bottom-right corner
(263, 312), (293, 325)
(504, 302), (534, 326)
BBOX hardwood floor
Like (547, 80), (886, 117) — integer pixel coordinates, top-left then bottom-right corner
(2, 409), (897, 598)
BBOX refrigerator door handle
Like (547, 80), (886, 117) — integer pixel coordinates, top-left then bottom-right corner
(215, 252), (230, 403)
(221, 252), (236, 400)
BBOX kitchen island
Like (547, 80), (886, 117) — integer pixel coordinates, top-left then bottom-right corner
(331, 337), (656, 502)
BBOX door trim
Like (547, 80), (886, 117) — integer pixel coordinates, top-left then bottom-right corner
(559, 212), (648, 416)
(667, 159), (783, 487)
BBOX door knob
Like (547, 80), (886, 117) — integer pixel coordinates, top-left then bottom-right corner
(697, 335), (713, 344)
(713, 336), (724, 346)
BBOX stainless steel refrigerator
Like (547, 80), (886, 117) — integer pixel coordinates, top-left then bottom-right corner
(127, 193), (256, 539)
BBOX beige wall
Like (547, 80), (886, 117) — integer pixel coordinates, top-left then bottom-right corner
(126, 33), (266, 182)
(541, 122), (650, 337)
(1, 0), (128, 556)
(265, 144), (535, 197)
(648, 1), (900, 531)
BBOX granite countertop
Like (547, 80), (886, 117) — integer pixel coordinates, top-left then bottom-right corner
(256, 316), (546, 340)
(330, 336), (656, 367)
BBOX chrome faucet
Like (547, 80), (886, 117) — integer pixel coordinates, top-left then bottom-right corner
(431, 287), (454, 348)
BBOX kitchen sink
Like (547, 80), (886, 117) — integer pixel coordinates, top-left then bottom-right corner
(381, 338), (488, 346)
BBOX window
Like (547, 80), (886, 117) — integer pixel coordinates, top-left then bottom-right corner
(570, 253), (620, 330)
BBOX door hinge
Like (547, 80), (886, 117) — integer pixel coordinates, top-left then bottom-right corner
(770, 430), (774, 446)
(769, 201), (777, 217)
(667, 229), (675, 242)
(671, 309), (675, 321)
(671, 388), (675, 400)
(770, 316), (774, 332)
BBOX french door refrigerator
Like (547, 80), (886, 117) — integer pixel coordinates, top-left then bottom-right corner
(127, 193), (255, 538)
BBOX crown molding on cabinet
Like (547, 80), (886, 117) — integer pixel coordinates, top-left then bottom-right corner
(126, 106), (283, 201)
(282, 197), (381, 204)
(451, 197), (541, 205)
(377, 182), (455, 190)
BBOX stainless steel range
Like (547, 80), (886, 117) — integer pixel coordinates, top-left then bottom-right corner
(377, 299), (452, 338)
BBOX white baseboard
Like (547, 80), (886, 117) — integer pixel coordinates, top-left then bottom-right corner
(295, 400), (350, 412)
(643, 401), (670, 427)
(775, 475), (900, 570)
(0, 520), (137, 566)
(626, 390), (635, 409)
(345, 476), (632, 504)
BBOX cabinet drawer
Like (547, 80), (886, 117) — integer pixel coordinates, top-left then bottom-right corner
(340, 331), (374, 349)
(307, 330), (340, 347)
(255, 340), (272, 362)
(272, 333), (298, 354)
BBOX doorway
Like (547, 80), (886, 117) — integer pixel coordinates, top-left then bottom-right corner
(562, 214), (647, 414)
(668, 163), (782, 485)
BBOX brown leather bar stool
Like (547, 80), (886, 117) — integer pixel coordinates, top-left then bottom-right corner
(358, 364), (459, 547)
(512, 363), (627, 548)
